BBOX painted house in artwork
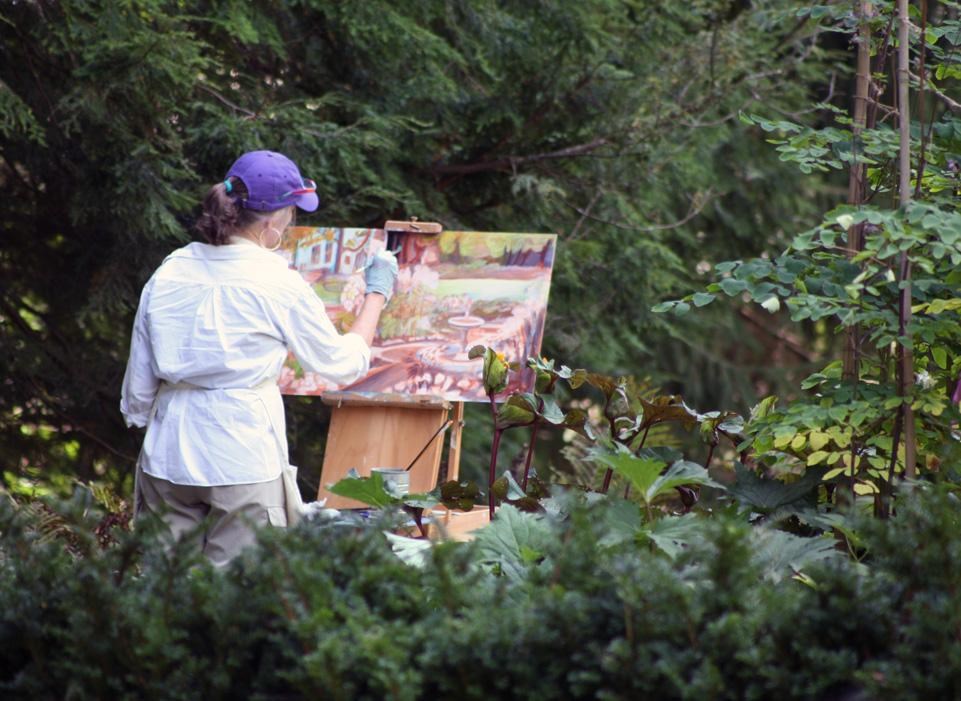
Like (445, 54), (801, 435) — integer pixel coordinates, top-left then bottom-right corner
(291, 227), (382, 275)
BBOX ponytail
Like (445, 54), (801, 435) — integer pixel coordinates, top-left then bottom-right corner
(195, 177), (264, 245)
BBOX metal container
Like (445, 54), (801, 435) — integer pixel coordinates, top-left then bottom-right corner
(371, 467), (410, 497)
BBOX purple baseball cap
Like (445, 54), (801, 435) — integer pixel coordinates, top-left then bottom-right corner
(225, 150), (319, 212)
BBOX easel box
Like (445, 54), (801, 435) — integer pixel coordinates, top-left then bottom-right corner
(318, 392), (452, 509)
(426, 505), (490, 542)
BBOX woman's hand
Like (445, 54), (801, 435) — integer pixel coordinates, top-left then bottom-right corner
(364, 249), (399, 301)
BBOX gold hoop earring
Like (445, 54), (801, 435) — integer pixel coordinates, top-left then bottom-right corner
(259, 226), (283, 251)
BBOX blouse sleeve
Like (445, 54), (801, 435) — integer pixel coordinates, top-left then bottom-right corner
(120, 283), (160, 428)
(281, 288), (371, 385)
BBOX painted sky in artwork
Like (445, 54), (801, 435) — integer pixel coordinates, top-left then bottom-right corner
(276, 227), (556, 402)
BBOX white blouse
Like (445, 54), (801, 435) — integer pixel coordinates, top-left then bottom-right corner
(120, 241), (370, 486)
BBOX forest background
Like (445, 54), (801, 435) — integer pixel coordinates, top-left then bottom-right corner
(0, 0), (957, 497)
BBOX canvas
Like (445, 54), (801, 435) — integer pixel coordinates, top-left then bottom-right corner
(276, 227), (556, 402)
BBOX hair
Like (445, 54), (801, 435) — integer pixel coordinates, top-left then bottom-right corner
(195, 176), (270, 245)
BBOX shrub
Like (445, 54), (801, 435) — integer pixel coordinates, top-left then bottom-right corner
(2, 485), (961, 699)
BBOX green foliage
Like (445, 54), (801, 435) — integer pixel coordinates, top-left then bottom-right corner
(654, 2), (961, 502)
(4, 484), (961, 698)
(0, 0), (836, 491)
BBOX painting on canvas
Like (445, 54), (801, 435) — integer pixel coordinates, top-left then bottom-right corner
(276, 227), (556, 402)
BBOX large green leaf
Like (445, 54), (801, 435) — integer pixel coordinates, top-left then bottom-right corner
(384, 532), (433, 568)
(471, 504), (554, 581)
(645, 460), (723, 504)
(328, 469), (397, 508)
(328, 469), (436, 510)
(727, 462), (827, 513)
(749, 528), (840, 583)
(596, 499), (642, 548)
(590, 448), (666, 495)
(642, 513), (706, 559)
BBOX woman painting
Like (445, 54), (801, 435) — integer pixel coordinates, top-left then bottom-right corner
(120, 150), (397, 566)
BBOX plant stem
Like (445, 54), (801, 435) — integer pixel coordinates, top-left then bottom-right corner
(522, 421), (540, 491)
(881, 407), (904, 519)
(487, 394), (501, 520)
(600, 468), (614, 494)
(704, 443), (716, 470)
(623, 425), (653, 499)
(600, 398), (617, 493)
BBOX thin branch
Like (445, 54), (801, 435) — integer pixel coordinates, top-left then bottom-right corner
(914, 0), (929, 199)
(196, 84), (258, 118)
(737, 307), (816, 362)
(910, 71), (961, 113)
(567, 188), (602, 240)
(564, 188), (717, 233)
(430, 137), (610, 176)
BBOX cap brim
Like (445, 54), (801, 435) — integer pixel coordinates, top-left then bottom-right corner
(294, 192), (319, 212)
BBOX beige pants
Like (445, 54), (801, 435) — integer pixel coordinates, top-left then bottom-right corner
(137, 468), (287, 567)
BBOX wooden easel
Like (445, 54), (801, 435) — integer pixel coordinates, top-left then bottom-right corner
(317, 219), (466, 509)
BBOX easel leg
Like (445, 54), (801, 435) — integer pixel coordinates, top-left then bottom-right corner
(447, 402), (465, 482)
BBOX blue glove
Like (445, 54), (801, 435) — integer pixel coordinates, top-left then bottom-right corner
(364, 249), (399, 302)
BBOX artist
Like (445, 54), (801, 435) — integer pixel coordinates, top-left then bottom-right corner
(120, 150), (398, 566)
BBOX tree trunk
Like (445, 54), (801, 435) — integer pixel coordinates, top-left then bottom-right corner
(842, 1), (874, 382)
(897, 0), (917, 478)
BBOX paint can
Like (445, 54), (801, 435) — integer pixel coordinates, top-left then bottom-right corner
(371, 467), (410, 497)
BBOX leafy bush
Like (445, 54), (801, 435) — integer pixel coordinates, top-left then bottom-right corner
(3, 484), (961, 699)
